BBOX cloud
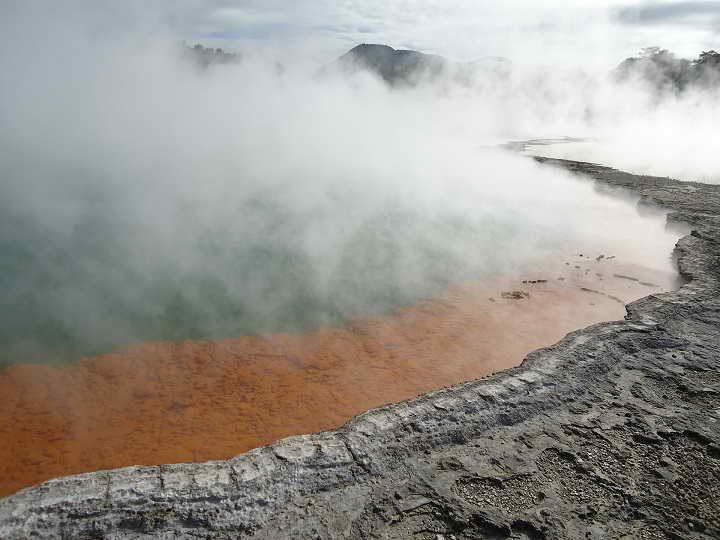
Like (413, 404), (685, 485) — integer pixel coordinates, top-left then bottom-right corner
(615, 1), (720, 28)
(152, 1), (716, 71)
(4, 1), (718, 72)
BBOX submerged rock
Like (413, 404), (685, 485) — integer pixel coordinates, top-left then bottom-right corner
(2, 158), (720, 538)
(500, 290), (530, 299)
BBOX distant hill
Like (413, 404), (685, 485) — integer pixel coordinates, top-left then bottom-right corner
(336, 43), (511, 86)
(337, 44), (447, 85)
(614, 47), (720, 92)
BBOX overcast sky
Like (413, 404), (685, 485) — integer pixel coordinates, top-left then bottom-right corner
(3, 1), (720, 69)
(155, 0), (720, 68)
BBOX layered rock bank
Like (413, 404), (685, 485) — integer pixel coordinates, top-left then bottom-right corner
(2, 158), (720, 538)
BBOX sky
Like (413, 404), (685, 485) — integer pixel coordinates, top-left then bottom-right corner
(157, 0), (720, 68)
(3, 1), (717, 70)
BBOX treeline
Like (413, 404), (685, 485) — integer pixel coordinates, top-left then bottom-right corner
(182, 43), (241, 68)
(614, 47), (720, 92)
(179, 41), (720, 93)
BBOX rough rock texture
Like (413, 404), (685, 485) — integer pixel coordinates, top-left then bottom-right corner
(2, 158), (720, 539)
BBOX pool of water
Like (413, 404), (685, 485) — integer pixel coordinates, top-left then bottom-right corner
(0, 147), (692, 497)
(0, 148), (683, 367)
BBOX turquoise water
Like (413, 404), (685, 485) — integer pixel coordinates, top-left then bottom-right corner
(0, 189), (519, 367)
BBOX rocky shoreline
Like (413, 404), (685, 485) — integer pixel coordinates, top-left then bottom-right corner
(2, 157), (719, 539)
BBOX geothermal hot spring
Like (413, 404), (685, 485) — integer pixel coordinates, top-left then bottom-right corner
(0, 143), (686, 497)
(0, 48), (692, 497)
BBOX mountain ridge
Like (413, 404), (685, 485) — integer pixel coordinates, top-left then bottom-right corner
(336, 43), (511, 85)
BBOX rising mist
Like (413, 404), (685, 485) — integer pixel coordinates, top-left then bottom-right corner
(0, 3), (708, 365)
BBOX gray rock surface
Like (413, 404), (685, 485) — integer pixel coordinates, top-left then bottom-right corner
(2, 157), (720, 539)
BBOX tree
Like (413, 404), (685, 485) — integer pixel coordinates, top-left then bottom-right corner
(183, 43), (241, 69)
(692, 50), (720, 87)
(695, 50), (720, 68)
(614, 47), (691, 92)
(639, 46), (671, 59)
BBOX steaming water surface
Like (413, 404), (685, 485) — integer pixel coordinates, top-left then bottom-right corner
(0, 150), (682, 368)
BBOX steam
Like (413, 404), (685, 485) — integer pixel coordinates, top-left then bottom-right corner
(0, 5), (702, 365)
(518, 80), (720, 183)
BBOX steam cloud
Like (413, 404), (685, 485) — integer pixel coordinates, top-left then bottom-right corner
(0, 4), (703, 365)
